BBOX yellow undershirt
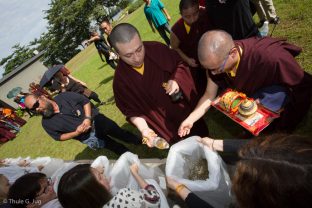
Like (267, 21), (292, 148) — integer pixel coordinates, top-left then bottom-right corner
(132, 63), (144, 75)
(184, 21), (191, 34)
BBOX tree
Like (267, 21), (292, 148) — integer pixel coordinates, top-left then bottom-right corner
(1, 0), (123, 73)
(41, 0), (122, 66)
(0, 44), (36, 76)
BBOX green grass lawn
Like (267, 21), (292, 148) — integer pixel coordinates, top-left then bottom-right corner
(0, 0), (311, 160)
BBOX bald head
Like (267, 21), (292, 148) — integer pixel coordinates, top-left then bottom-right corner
(198, 30), (234, 65)
(24, 94), (38, 109)
(25, 94), (55, 118)
(108, 23), (141, 53)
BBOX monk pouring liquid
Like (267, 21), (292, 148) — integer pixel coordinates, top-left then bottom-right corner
(142, 136), (169, 149)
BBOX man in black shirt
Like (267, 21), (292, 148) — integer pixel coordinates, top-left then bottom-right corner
(205, 0), (258, 40)
(24, 92), (140, 155)
(87, 31), (117, 69)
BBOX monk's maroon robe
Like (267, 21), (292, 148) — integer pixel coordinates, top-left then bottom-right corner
(171, 8), (213, 98)
(209, 37), (312, 131)
(113, 42), (209, 143)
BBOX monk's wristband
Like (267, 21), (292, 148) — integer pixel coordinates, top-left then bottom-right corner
(84, 116), (92, 121)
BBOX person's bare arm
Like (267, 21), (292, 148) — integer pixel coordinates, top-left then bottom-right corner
(130, 163), (148, 189)
(59, 131), (80, 141)
(87, 35), (100, 44)
(162, 8), (171, 21)
(60, 102), (92, 141)
(178, 73), (218, 136)
(167, 177), (191, 200)
(68, 75), (87, 86)
(130, 117), (156, 147)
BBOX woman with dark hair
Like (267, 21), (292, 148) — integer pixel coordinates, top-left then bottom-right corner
(233, 134), (312, 208)
(7, 172), (57, 208)
(58, 163), (161, 208)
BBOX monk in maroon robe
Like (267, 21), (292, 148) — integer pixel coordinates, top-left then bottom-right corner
(171, 0), (213, 98)
(108, 23), (209, 146)
(179, 30), (312, 136)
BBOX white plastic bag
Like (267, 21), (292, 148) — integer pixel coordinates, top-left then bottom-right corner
(109, 152), (168, 208)
(91, 156), (111, 177)
(166, 136), (232, 208)
(31, 157), (64, 177)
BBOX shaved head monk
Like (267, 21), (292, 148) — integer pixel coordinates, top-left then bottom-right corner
(179, 30), (312, 136)
(170, 0), (213, 98)
(109, 23), (209, 147)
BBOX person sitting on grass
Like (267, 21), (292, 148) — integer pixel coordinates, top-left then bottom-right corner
(57, 163), (161, 208)
(24, 92), (141, 155)
(48, 65), (106, 106)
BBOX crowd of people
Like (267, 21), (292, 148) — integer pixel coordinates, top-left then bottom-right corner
(2, 0), (312, 207)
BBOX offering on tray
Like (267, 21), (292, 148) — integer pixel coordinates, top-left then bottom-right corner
(238, 99), (258, 117)
(219, 90), (247, 114)
(212, 89), (280, 136)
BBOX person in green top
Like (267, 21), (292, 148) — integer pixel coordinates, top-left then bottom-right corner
(143, 0), (171, 46)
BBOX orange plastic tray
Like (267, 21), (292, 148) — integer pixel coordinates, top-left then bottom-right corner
(211, 90), (280, 136)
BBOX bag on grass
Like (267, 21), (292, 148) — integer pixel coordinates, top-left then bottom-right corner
(166, 136), (232, 208)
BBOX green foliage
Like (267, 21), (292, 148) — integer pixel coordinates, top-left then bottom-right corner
(0, 0), (123, 71)
(119, 0), (131, 10)
(0, 44), (36, 76)
(128, 0), (144, 14)
(39, 0), (95, 65)
(91, 4), (110, 23)
(15, 108), (24, 117)
(39, 0), (125, 66)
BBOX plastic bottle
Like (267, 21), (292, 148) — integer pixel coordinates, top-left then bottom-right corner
(259, 21), (269, 37)
(153, 137), (170, 149)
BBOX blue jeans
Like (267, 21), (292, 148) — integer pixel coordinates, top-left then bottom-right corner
(82, 114), (140, 155)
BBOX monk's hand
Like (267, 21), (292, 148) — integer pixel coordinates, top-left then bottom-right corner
(178, 119), (193, 137)
(166, 80), (180, 95)
(141, 128), (157, 148)
(187, 58), (199, 68)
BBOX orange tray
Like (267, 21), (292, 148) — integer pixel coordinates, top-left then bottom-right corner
(211, 91), (280, 136)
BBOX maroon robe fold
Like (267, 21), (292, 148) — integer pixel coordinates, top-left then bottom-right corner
(171, 8), (213, 98)
(113, 41), (209, 143)
(209, 37), (312, 131)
